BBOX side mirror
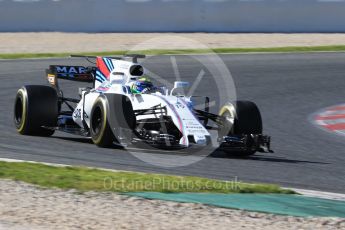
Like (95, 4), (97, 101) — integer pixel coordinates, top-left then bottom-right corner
(174, 81), (190, 89)
(171, 81), (190, 96)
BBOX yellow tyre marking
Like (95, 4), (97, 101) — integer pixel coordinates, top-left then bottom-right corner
(219, 104), (235, 117)
(17, 88), (27, 134)
(93, 98), (108, 145)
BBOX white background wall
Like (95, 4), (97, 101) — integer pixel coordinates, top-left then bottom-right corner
(0, 0), (345, 32)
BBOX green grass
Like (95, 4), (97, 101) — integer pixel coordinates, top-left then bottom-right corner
(0, 162), (294, 194)
(1, 45), (345, 59)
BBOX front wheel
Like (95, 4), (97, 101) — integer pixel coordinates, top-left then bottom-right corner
(90, 97), (114, 147)
(218, 101), (263, 157)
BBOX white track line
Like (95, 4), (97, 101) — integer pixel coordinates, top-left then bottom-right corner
(0, 157), (126, 173)
(284, 188), (345, 201)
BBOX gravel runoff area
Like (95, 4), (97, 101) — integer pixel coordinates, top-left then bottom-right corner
(0, 180), (344, 230)
(0, 33), (345, 54)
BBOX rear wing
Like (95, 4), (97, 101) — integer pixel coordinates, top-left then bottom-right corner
(46, 65), (95, 87)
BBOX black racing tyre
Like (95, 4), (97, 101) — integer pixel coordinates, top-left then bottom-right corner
(14, 85), (58, 136)
(233, 101), (262, 135)
(106, 94), (136, 146)
(105, 94), (136, 131)
(219, 101), (263, 156)
(90, 97), (114, 147)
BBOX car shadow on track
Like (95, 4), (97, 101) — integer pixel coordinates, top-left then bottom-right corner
(51, 136), (93, 144)
(210, 151), (330, 165)
(51, 136), (127, 150)
(51, 136), (329, 165)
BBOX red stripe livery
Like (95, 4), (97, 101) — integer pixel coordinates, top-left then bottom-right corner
(96, 57), (111, 80)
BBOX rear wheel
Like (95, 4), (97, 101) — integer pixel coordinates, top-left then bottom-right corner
(219, 101), (262, 156)
(14, 85), (58, 136)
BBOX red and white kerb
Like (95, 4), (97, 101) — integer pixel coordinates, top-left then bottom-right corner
(314, 104), (345, 136)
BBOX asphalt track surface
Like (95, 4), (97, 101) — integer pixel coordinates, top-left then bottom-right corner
(0, 53), (345, 193)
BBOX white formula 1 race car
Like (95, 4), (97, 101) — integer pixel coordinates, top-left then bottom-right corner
(14, 55), (272, 156)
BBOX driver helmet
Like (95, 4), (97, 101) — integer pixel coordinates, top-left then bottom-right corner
(131, 77), (154, 94)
